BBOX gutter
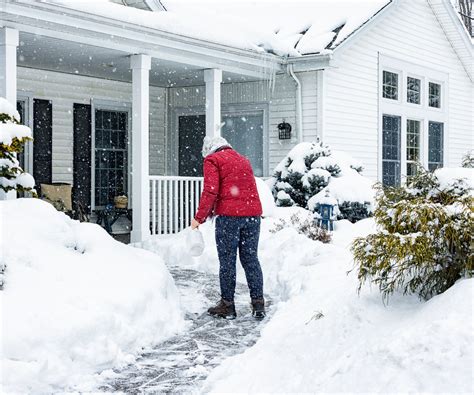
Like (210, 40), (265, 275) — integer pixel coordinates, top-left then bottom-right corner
(288, 64), (304, 143)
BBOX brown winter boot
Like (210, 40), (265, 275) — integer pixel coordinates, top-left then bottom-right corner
(208, 299), (237, 319)
(251, 298), (266, 320)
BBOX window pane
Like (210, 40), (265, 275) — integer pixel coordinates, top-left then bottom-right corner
(406, 119), (420, 177)
(383, 71), (398, 100)
(221, 113), (264, 177)
(428, 121), (443, 171)
(382, 115), (401, 186)
(429, 82), (441, 108)
(407, 77), (421, 104)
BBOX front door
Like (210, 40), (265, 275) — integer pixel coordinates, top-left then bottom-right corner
(178, 115), (205, 176)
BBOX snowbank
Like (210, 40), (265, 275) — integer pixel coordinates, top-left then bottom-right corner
(44, 0), (390, 56)
(0, 199), (185, 393)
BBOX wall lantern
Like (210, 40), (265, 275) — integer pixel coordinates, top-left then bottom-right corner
(278, 120), (292, 140)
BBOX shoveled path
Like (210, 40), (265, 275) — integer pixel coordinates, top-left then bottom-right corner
(99, 266), (272, 394)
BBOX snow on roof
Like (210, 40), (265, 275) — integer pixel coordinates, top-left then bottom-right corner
(42, 0), (391, 56)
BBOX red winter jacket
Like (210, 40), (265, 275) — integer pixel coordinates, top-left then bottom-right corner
(194, 147), (262, 223)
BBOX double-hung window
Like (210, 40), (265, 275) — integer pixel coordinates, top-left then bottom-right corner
(94, 109), (128, 207)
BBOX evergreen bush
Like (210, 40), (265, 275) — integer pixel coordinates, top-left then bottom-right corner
(352, 167), (473, 301)
(0, 97), (36, 196)
(271, 139), (374, 222)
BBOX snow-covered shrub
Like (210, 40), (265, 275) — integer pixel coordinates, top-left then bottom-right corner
(271, 140), (374, 222)
(270, 212), (331, 243)
(462, 150), (474, 168)
(0, 97), (35, 195)
(352, 167), (474, 301)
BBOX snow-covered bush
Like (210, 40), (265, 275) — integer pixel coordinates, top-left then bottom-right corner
(462, 150), (474, 168)
(271, 140), (374, 222)
(270, 212), (331, 243)
(0, 97), (35, 195)
(352, 167), (474, 301)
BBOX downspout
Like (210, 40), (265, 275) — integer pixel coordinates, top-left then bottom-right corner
(288, 63), (304, 143)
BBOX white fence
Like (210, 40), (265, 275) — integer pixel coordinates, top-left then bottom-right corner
(149, 176), (204, 235)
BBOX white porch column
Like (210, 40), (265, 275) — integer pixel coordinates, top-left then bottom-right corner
(203, 69), (222, 137)
(0, 27), (19, 201)
(0, 27), (18, 104)
(130, 54), (151, 243)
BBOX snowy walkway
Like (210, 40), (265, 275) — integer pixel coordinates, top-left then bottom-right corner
(98, 266), (272, 394)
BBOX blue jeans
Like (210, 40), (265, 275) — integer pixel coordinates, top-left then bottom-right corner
(215, 216), (264, 301)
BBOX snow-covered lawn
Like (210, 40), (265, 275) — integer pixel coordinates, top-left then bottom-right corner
(143, 207), (473, 393)
(0, 199), (185, 393)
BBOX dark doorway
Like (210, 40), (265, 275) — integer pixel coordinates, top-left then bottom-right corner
(73, 104), (92, 213)
(178, 115), (205, 176)
(33, 99), (53, 187)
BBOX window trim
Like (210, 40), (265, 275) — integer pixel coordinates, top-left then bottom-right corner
(90, 99), (132, 211)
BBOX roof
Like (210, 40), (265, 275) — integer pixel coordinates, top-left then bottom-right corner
(42, 0), (392, 57)
(109, 0), (166, 11)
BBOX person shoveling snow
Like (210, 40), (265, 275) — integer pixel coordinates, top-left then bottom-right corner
(191, 136), (265, 320)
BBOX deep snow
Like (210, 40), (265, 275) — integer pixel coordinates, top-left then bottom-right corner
(142, 207), (473, 393)
(43, 0), (391, 56)
(0, 199), (185, 393)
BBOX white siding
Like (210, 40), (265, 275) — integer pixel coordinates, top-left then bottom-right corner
(168, 74), (304, 173)
(300, 71), (318, 141)
(324, 0), (473, 179)
(17, 67), (166, 184)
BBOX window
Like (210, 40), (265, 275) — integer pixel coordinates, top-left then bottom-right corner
(428, 121), (444, 171)
(382, 115), (401, 186)
(221, 112), (264, 177)
(407, 77), (421, 104)
(383, 71), (399, 100)
(406, 119), (421, 176)
(94, 109), (128, 207)
(429, 82), (441, 108)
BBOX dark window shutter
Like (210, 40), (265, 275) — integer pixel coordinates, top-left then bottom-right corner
(33, 99), (53, 186)
(73, 104), (92, 212)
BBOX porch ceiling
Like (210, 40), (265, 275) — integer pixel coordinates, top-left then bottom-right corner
(17, 32), (257, 87)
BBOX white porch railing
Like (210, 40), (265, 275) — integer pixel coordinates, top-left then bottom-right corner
(149, 176), (204, 235)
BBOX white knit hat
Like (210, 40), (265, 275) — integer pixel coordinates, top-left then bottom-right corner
(201, 136), (231, 158)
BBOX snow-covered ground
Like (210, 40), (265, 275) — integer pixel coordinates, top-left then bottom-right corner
(1, 173), (472, 392)
(142, 208), (473, 393)
(0, 199), (185, 393)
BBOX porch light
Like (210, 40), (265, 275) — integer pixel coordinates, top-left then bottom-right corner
(278, 120), (292, 140)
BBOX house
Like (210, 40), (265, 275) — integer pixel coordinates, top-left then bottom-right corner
(1, 0), (472, 242)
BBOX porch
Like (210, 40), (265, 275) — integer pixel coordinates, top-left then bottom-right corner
(1, 1), (283, 242)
